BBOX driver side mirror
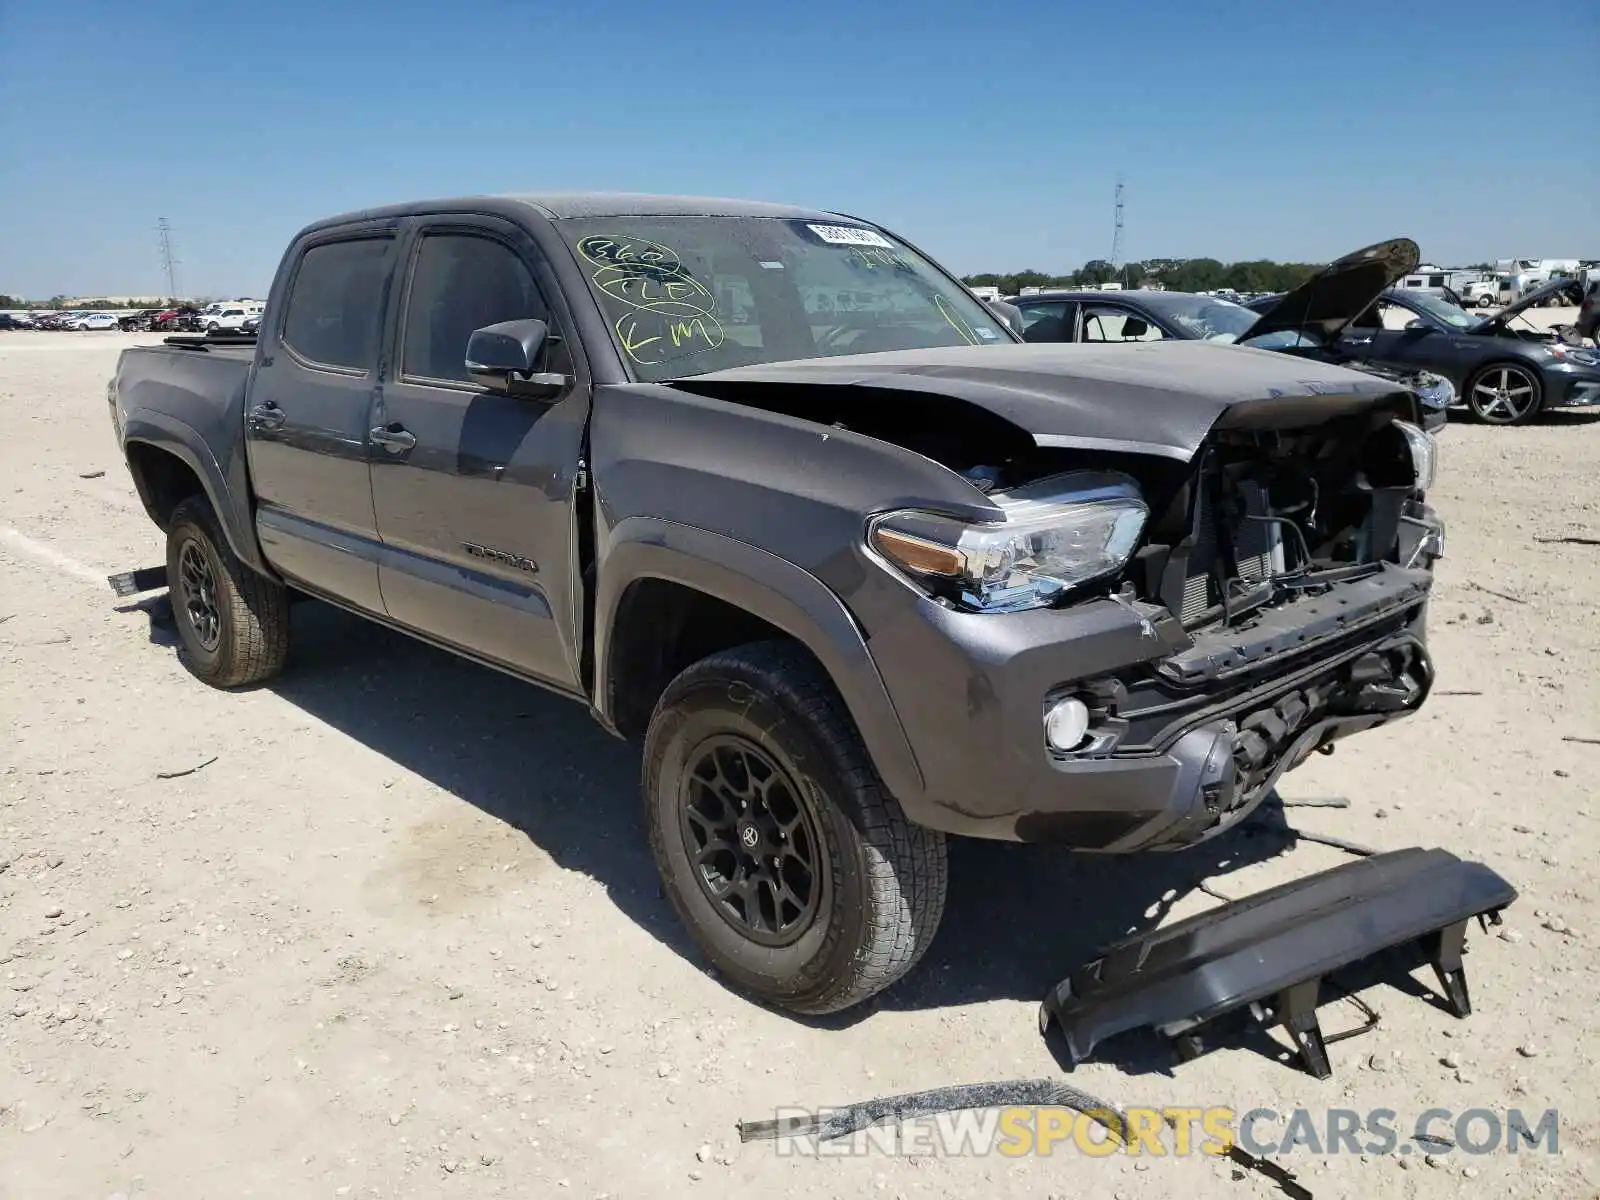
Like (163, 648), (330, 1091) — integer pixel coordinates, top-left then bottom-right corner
(466, 318), (570, 399)
(1404, 319), (1428, 332)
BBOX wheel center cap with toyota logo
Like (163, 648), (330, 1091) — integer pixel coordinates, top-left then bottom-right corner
(738, 823), (760, 850)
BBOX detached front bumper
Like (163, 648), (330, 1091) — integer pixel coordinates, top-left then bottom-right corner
(857, 552), (1437, 851)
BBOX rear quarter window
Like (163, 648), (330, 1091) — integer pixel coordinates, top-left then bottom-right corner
(281, 237), (393, 370)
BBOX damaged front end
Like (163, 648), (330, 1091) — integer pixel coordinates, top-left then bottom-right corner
(667, 343), (1445, 849)
(1025, 404), (1444, 848)
(840, 395), (1442, 847)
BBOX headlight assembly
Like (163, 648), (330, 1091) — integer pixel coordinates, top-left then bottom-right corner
(1393, 420), (1437, 490)
(868, 471), (1148, 612)
(1549, 343), (1599, 367)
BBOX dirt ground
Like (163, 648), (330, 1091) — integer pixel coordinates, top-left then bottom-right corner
(2, 324), (1596, 1199)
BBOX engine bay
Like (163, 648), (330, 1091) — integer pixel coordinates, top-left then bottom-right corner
(666, 376), (1435, 632)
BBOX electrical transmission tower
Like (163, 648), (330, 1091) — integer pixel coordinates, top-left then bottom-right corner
(1110, 176), (1125, 273)
(156, 218), (181, 299)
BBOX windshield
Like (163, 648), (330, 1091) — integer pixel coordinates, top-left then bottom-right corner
(1132, 292), (1260, 342)
(560, 217), (1011, 381)
(1404, 291), (1476, 329)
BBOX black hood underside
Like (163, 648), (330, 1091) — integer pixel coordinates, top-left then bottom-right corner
(671, 340), (1415, 463)
(1241, 237), (1421, 344)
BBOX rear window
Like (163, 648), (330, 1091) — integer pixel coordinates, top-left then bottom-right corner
(282, 237), (392, 370)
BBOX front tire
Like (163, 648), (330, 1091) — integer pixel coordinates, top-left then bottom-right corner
(1465, 362), (1543, 425)
(166, 496), (290, 687)
(643, 641), (947, 1014)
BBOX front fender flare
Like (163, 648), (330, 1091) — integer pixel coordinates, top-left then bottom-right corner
(594, 516), (925, 804)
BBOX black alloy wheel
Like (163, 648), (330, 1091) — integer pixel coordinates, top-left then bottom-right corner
(678, 734), (825, 947)
(177, 537), (222, 652)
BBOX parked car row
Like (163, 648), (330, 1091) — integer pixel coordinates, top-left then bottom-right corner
(1245, 274), (1600, 426)
(1002, 240), (1600, 428)
(1, 310), (124, 330)
(2, 300), (268, 334)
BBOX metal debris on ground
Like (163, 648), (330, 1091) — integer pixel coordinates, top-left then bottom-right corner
(1533, 534), (1600, 546)
(155, 755), (219, 780)
(1464, 580), (1527, 605)
(738, 1078), (1313, 1199)
(1279, 796), (1352, 808)
(1560, 735), (1600, 746)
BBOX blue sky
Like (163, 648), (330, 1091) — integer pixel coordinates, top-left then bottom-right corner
(1, 0), (1594, 298)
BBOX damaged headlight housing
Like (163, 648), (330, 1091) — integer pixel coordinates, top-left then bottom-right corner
(1394, 419), (1437, 490)
(868, 471), (1148, 612)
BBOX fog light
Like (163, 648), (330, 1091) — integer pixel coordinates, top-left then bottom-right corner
(1044, 698), (1091, 752)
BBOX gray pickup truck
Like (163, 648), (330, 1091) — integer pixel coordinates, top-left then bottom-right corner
(109, 193), (1444, 1014)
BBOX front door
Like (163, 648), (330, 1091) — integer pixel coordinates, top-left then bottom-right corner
(368, 220), (589, 691)
(1341, 298), (1431, 372)
(246, 231), (396, 612)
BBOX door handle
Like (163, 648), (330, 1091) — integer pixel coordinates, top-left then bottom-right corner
(1346, 337), (1373, 345)
(370, 424), (417, 453)
(247, 402), (286, 432)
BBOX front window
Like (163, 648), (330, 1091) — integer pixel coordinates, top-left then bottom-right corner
(1401, 292), (1476, 329)
(560, 217), (1011, 381)
(1133, 293), (1260, 342)
(1015, 300), (1071, 341)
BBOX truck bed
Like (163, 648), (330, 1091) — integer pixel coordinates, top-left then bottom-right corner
(110, 337), (262, 569)
(114, 339), (254, 439)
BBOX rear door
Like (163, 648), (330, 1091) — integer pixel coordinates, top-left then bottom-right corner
(368, 217), (590, 692)
(245, 228), (397, 612)
(1077, 302), (1167, 342)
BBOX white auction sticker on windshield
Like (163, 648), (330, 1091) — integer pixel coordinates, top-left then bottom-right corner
(807, 224), (893, 248)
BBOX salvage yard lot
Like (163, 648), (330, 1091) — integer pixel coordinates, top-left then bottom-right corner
(1, 330), (1596, 1198)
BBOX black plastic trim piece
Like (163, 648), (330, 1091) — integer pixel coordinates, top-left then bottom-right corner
(1040, 847), (1516, 1078)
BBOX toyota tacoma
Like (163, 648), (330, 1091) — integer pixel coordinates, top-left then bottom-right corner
(107, 194), (1444, 1014)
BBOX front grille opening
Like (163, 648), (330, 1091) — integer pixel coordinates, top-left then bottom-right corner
(1134, 420), (1416, 631)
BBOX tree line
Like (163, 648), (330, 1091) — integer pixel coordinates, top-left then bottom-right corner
(962, 257), (1332, 297)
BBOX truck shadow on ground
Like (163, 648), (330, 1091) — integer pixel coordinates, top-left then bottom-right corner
(212, 600), (1328, 1033)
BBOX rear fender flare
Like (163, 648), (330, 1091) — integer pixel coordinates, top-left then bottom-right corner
(594, 516), (925, 803)
(122, 412), (272, 577)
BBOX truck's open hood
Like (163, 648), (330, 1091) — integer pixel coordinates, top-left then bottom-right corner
(1239, 237), (1420, 345)
(670, 341), (1410, 463)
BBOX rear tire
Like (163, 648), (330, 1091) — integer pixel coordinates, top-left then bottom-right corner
(166, 496), (290, 687)
(643, 641), (947, 1014)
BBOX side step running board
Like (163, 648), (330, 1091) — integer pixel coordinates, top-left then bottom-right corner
(1040, 847), (1516, 1079)
(108, 566), (168, 597)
